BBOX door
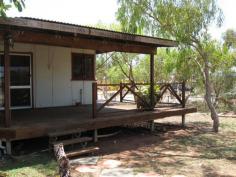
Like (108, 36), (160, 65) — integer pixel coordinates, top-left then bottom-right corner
(0, 54), (32, 109)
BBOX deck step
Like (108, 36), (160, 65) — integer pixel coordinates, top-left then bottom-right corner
(52, 137), (93, 146)
(48, 128), (84, 137)
(66, 146), (99, 158)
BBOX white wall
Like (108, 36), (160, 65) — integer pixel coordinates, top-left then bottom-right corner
(0, 42), (95, 108)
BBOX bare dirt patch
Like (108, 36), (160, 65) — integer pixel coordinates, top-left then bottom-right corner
(72, 113), (236, 177)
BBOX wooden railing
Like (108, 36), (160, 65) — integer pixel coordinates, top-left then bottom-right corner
(92, 81), (186, 118)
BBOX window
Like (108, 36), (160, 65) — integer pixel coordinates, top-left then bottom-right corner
(72, 53), (95, 80)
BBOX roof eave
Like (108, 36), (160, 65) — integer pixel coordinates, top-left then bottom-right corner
(0, 17), (178, 48)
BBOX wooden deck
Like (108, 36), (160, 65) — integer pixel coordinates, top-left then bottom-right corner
(0, 103), (197, 140)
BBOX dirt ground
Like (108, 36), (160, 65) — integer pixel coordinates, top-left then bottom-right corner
(71, 113), (236, 177)
(1, 112), (236, 177)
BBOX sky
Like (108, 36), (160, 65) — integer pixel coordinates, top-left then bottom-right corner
(7, 0), (236, 40)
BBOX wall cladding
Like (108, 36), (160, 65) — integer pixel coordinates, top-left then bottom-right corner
(0, 42), (95, 108)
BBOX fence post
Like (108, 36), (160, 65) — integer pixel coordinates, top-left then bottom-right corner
(92, 82), (97, 119)
(120, 82), (123, 102)
(181, 81), (186, 127)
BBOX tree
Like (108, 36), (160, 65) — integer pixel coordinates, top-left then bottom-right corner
(111, 53), (139, 85)
(219, 29), (236, 110)
(95, 23), (139, 84)
(135, 49), (178, 83)
(97, 52), (140, 84)
(116, 0), (223, 132)
(0, 0), (25, 17)
(223, 29), (236, 49)
(96, 52), (142, 101)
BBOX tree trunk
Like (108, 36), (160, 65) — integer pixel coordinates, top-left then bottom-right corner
(54, 143), (71, 177)
(204, 61), (219, 132)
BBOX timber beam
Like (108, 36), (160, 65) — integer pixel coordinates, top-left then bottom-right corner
(0, 30), (157, 54)
(0, 17), (177, 47)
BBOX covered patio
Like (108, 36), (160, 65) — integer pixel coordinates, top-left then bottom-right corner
(0, 17), (197, 154)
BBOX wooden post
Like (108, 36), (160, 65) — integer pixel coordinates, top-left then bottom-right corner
(150, 54), (155, 109)
(6, 140), (11, 155)
(92, 83), (98, 142)
(120, 82), (123, 102)
(149, 120), (155, 132)
(54, 143), (71, 177)
(92, 82), (97, 119)
(94, 129), (98, 143)
(182, 81), (186, 127)
(4, 34), (11, 128)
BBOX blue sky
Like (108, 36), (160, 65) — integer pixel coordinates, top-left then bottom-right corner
(7, 0), (236, 40)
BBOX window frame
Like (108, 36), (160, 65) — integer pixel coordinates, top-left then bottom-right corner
(71, 53), (95, 81)
(0, 52), (33, 109)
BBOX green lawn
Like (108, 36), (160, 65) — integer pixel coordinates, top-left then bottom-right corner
(0, 153), (57, 177)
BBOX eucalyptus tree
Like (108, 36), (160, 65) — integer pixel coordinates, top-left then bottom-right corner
(108, 52), (141, 85)
(223, 29), (236, 49)
(116, 0), (223, 132)
(95, 22), (146, 84)
(219, 29), (236, 109)
(134, 49), (184, 83)
(0, 0), (25, 17)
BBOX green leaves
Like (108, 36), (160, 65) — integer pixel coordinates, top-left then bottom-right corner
(223, 29), (236, 49)
(0, 0), (11, 17)
(0, 0), (25, 17)
(116, 0), (223, 43)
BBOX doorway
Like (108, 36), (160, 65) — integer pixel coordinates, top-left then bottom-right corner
(0, 53), (32, 109)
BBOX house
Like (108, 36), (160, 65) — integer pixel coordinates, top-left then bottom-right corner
(0, 17), (197, 155)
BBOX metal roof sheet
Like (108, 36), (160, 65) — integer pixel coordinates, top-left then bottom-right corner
(0, 17), (177, 47)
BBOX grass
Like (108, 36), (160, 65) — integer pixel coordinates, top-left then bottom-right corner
(1, 113), (236, 177)
(172, 131), (236, 159)
(0, 152), (57, 177)
(220, 119), (236, 131)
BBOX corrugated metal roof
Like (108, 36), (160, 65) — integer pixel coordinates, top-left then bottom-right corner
(18, 17), (171, 41)
(0, 17), (177, 47)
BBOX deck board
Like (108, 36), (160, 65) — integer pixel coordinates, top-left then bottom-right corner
(0, 103), (197, 140)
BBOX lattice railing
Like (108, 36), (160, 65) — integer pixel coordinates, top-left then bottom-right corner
(92, 82), (186, 118)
